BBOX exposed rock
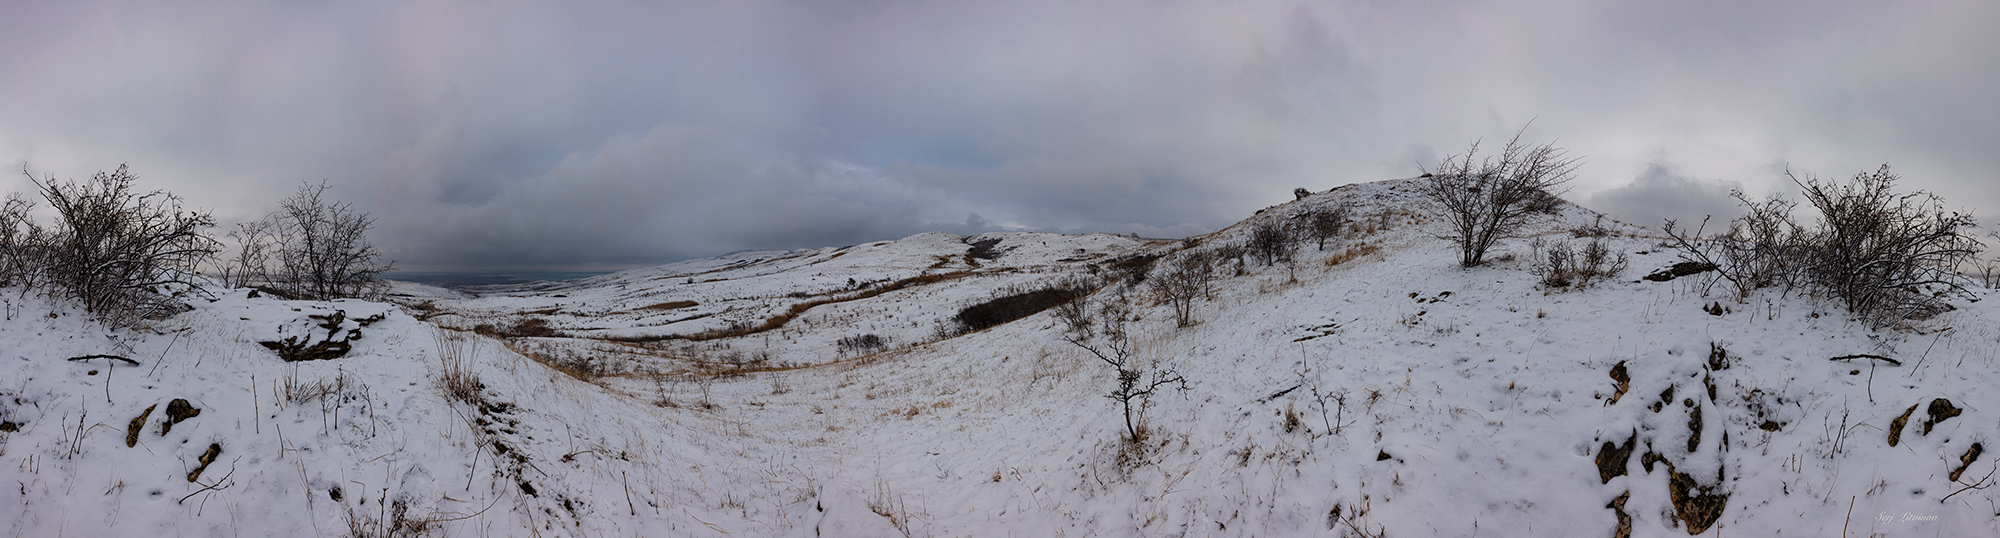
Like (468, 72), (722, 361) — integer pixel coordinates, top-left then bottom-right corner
(259, 310), (378, 362)
(1596, 430), (1636, 483)
(1922, 398), (1961, 435)
(1654, 457), (1729, 535)
(1607, 361), (1630, 405)
(161, 399), (199, 435)
(1644, 261), (1717, 282)
(1607, 491), (1632, 538)
(1687, 404), (1703, 452)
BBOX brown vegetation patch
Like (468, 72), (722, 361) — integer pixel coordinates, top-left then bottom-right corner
(126, 404), (156, 447)
(1888, 403), (1918, 447)
(639, 300), (698, 311)
(1324, 242), (1381, 267)
(1950, 443), (1984, 482)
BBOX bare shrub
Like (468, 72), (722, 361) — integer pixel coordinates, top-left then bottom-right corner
(238, 181), (390, 300)
(1149, 251), (1214, 327)
(1418, 129), (1580, 267)
(220, 216), (281, 290)
(1305, 204), (1349, 251)
(1248, 221), (1295, 267)
(1212, 243), (1248, 276)
(1795, 165), (1980, 322)
(1668, 190), (1807, 297)
(1055, 286), (1186, 443)
(835, 333), (888, 356)
(0, 193), (44, 288)
(27, 165), (220, 324)
(1978, 256), (2000, 290)
(1665, 164), (1981, 325)
(1531, 237), (1628, 290)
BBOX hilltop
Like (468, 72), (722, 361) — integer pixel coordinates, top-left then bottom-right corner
(2, 177), (1995, 537)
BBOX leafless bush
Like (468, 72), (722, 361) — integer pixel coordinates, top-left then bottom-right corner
(1212, 243), (1247, 276)
(1150, 250), (1214, 327)
(0, 193), (44, 288)
(1419, 129), (1580, 267)
(1665, 165), (1980, 325)
(235, 181), (390, 300)
(835, 333), (888, 356)
(26, 165), (220, 324)
(1248, 221), (1295, 267)
(1305, 204), (1349, 251)
(220, 216), (280, 290)
(1531, 237), (1628, 290)
(1978, 257), (2000, 290)
(1055, 286), (1186, 443)
(1796, 165), (1980, 322)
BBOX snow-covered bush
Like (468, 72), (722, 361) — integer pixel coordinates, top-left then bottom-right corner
(25, 165), (219, 324)
(1666, 164), (1981, 325)
(0, 192), (42, 288)
(1797, 165), (1980, 322)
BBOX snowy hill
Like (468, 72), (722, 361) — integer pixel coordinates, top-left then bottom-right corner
(3, 177), (1996, 537)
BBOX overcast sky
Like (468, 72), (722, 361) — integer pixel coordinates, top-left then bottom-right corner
(3, 0), (1995, 273)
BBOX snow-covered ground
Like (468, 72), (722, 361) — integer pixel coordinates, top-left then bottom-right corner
(2, 178), (1995, 537)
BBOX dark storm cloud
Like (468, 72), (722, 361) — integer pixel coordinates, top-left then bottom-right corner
(2, 0), (1996, 272)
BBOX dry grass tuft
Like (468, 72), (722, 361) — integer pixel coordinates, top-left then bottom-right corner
(1324, 242), (1381, 266)
(433, 329), (483, 406)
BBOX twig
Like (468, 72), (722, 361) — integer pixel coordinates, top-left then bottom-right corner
(1842, 495), (1854, 538)
(66, 354), (140, 366)
(179, 459), (238, 504)
(1939, 464), (1998, 504)
(1829, 354), (1901, 366)
(1908, 327), (1952, 375)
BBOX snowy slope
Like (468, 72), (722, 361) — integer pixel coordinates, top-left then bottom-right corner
(2, 177), (1996, 537)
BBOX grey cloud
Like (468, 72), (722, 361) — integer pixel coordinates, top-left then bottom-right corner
(1, 0), (1995, 273)
(1589, 162), (1744, 231)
